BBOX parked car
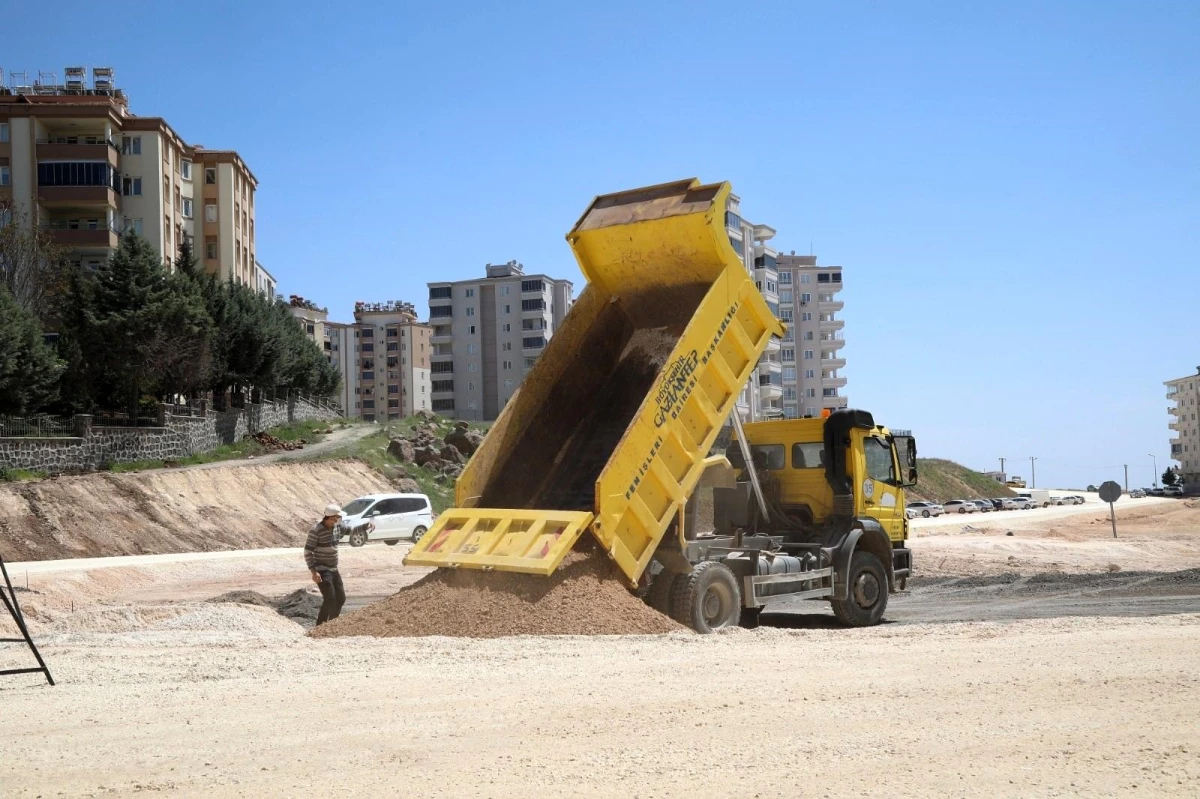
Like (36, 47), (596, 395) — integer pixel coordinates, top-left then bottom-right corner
(338, 493), (434, 546)
(1129, 488), (1146, 498)
(1067, 495), (1085, 505)
(971, 499), (993, 513)
(1165, 485), (1184, 497)
(1049, 496), (1066, 505)
(995, 498), (1020, 510)
(1149, 487), (1166, 497)
(1008, 496), (1035, 510)
(906, 501), (944, 518)
(943, 499), (978, 514)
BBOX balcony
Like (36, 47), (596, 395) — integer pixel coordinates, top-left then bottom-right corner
(37, 139), (120, 167)
(823, 375), (848, 389)
(1167, 389), (1179, 400)
(42, 221), (120, 249)
(824, 357), (847, 370)
(765, 336), (781, 352)
(818, 297), (844, 312)
(1169, 405), (1181, 417)
(38, 185), (118, 207)
(758, 372), (783, 399)
(1170, 437), (1181, 449)
(819, 318), (845, 333)
(430, 329), (453, 344)
(824, 396), (849, 409)
(819, 336), (845, 351)
(761, 358), (782, 373)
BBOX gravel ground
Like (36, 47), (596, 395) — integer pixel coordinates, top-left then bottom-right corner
(1, 610), (1197, 797)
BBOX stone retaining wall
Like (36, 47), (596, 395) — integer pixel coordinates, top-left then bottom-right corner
(0, 397), (339, 475)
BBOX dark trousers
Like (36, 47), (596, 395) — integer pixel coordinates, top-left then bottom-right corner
(315, 568), (346, 625)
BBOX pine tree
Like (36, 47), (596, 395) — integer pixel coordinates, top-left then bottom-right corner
(0, 284), (61, 415)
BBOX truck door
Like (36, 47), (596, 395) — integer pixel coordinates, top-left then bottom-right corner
(859, 434), (905, 543)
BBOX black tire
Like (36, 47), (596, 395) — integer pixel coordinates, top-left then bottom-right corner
(958, 508), (966, 514)
(348, 529), (367, 547)
(671, 561), (741, 633)
(384, 539), (400, 546)
(411, 526), (427, 545)
(830, 551), (888, 627)
(921, 510), (930, 518)
(644, 571), (678, 615)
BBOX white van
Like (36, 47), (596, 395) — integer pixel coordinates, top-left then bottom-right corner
(1016, 489), (1051, 508)
(337, 493), (434, 547)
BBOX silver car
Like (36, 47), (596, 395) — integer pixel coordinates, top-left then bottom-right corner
(906, 501), (944, 518)
(943, 499), (978, 514)
(1008, 496), (1035, 510)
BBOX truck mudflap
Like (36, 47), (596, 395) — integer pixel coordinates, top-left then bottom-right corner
(403, 509), (595, 575)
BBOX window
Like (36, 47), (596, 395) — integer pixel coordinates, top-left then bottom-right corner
(502, 285), (511, 295)
(386, 328), (398, 337)
(38, 162), (113, 187)
(432, 399), (455, 412)
(521, 279), (544, 292)
(361, 343), (374, 352)
(431, 362), (454, 374)
(0, 166), (8, 186)
(465, 307), (475, 317)
(504, 304), (511, 313)
(468, 363), (477, 372)
(803, 350), (814, 360)
(429, 306), (453, 318)
(468, 400), (478, 410)
(502, 323), (511, 332)
(784, 387), (797, 400)
(781, 348), (795, 362)
(805, 388), (816, 398)
(182, 198), (193, 218)
(387, 342), (398, 351)
(468, 344), (477, 354)
(122, 177), (142, 196)
(823, 388), (838, 397)
(121, 136), (141, 155)
(181, 160), (192, 180)
(502, 342), (512, 351)
(205, 236), (218, 259)
(805, 369), (815, 379)
(429, 286), (451, 299)
(0, 123), (8, 142)
(780, 308), (793, 322)
(122, 217), (143, 235)
(361, 400), (375, 410)
(780, 290), (793, 304)
(469, 325), (476, 335)
(791, 443), (825, 469)
(504, 379), (513, 389)
(801, 312), (812, 322)
(522, 299), (545, 311)
(388, 385), (399, 394)
(804, 331), (814, 341)
(464, 288), (475, 298)
(778, 271), (792, 285)
(783, 367), (796, 381)
(522, 318), (546, 331)
(800, 274), (811, 283)
(361, 371), (374, 381)
(801, 293), (811, 303)
(468, 382), (475, 391)
(523, 336), (545, 349)
(864, 437), (896, 482)
(205, 168), (216, 184)
(503, 360), (513, 370)
(524, 357), (536, 369)
(204, 203), (217, 223)
(388, 399), (400, 409)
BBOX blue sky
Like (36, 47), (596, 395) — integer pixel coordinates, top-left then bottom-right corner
(7, 1), (1197, 490)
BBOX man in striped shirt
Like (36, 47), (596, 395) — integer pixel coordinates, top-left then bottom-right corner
(305, 503), (348, 625)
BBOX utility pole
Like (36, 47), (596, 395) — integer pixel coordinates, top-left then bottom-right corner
(1148, 453), (1157, 488)
(1124, 464), (1129, 493)
(1030, 456), (1037, 489)
(999, 457), (1006, 476)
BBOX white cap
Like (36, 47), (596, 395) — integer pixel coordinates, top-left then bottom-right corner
(323, 503), (344, 518)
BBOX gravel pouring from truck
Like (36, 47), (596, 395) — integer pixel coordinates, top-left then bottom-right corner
(404, 178), (917, 633)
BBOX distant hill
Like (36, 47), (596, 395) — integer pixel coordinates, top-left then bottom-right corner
(907, 458), (1017, 503)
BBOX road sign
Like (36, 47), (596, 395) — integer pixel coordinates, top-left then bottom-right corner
(1098, 480), (1121, 537)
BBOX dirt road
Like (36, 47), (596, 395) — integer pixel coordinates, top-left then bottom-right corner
(2, 609), (1197, 797)
(178, 423), (376, 471)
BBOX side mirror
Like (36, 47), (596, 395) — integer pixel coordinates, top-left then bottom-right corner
(893, 435), (918, 487)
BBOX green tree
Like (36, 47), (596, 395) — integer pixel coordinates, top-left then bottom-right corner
(0, 198), (69, 321)
(1162, 468), (1178, 487)
(0, 284), (61, 415)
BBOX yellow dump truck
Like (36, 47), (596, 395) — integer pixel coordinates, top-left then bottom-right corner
(405, 178), (917, 632)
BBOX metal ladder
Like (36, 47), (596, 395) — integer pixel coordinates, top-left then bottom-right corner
(0, 554), (54, 686)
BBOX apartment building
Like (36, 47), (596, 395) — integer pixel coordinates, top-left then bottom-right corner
(427, 261), (573, 421)
(726, 194), (782, 420)
(0, 66), (255, 281)
(253, 260), (276, 300)
(775, 254), (847, 418)
(323, 321), (357, 416)
(353, 301), (432, 421)
(288, 295), (328, 345)
(1166, 368), (1200, 486)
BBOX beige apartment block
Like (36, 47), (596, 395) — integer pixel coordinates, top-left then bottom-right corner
(775, 254), (847, 418)
(1166, 368), (1200, 486)
(352, 301), (432, 421)
(323, 320), (357, 416)
(288, 296), (328, 345)
(427, 261), (573, 421)
(0, 66), (254, 281)
(253, 259), (276, 300)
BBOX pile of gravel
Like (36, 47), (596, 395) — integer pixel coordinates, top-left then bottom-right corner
(208, 588), (323, 627)
(310, 548), (680, 639)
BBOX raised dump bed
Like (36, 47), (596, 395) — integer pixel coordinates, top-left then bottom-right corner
(405, 179), (784, 586)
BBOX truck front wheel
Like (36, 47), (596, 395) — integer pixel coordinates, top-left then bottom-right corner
(672, 561), (741, 633)
(830, 551), (888, 627)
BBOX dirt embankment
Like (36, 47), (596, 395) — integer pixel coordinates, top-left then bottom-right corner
(0, 461), (389, 562)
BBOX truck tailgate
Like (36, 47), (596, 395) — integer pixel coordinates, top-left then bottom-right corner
(404, 509), (595, 575)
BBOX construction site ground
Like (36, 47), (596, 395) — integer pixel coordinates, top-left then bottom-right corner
(3, 484), (1199, 796)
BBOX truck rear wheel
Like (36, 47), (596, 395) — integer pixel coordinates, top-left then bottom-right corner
(645, 571), (679, 615)
(830, 551), (888, 627)
(672, 561), (741, 633)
